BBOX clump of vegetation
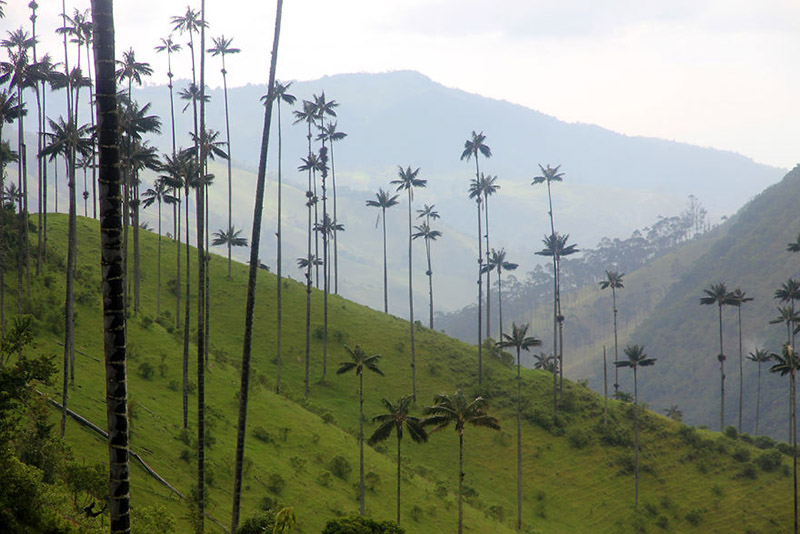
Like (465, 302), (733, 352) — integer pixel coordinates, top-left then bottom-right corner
(755, 450), (783, 472)
(328, 456), (352, 480)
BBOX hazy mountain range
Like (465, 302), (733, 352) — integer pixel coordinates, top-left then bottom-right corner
(8, 70), (784, 313)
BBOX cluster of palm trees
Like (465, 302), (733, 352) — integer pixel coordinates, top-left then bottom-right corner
(335, 344), (499, 533)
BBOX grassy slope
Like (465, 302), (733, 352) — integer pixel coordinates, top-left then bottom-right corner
(12, 214), (794, 533)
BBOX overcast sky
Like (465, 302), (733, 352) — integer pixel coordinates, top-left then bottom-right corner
(5, 0), (799, 169)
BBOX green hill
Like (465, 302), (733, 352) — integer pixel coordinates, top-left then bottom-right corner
(3, 214), (795, 533)
(623, 165), (800, 438)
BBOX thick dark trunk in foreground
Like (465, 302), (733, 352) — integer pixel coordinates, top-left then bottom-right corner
(458, 433), (464, 534)
(230, 2), (284, 530)
(92, 1), (131, 531)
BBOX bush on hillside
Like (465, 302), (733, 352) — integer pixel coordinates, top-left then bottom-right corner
(755, 449), (782, 472)
(321, 514), (404, 534)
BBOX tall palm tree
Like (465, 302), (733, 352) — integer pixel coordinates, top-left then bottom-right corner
(297, 253), (321, 399)
(366, 188), (399, 314)
(770, 343), (800, 534)
(479, 174), (499, 336)
(0, 90), (23, 336)
(391, 165), (426, 401)
(748, 348), (771, 436)
(115, 49), (153, 315)
(230, 3), (284, 529)
(423, 391), (500, 534)
(700, 282), (736, 430)
(484, 248), (518, 338)
(615, 344), (657, 508)
(496, 323), (541, 531)
(771, 306), (800, 346)
(337, 346), (384, 516)
(298, 152), (323, 396)
(269, 80), (295, 395)
(599, 270), (624, 393)
(294, 100), (318, 284)
(314, 213), (342, 380)
(463, 132), (492, 381)
(532, 164), (564, 391)
(536, 233), (578, 408)
(155, 34), (182, 290)
(468, 178), (484, 384)
(90, 2), (130, 530)
(412, 221), (441, 329)
(1, 28), (36, 312)
(40, 117), (92, 407)
(208, 35), (240, 278)
(730, 287), (753, 433)
(318, 121), (347, 294)
(141, 177), (176, 316)
(776, 279), (800, 346)
(368, 395), (428, 524)
(533, 352), (557, 373)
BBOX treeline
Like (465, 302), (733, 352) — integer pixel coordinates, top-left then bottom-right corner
(438, 195), (713, 342)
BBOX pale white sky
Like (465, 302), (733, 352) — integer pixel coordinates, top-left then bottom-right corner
(4, 0), (799, 168)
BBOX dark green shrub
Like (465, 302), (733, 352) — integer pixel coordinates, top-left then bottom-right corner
(235, 511), (275, 534)
(655, 515), (669, 529)
(252, 426), (274, 443)
(738, 463), (757, 480)
(731, 447), (750, 462)
(755, 449), (782, 472)
(138, 360), (155, 380)
(266, 473), (285, 495)
(316, 471), (332, 487)
(777, 442), (796, 456)
(685, 508), (704, 526)
(321, 514), (404, 534)
(567, 428), (591, 449)
(329, 455), (352, 480)
(723, 425), (738, 439)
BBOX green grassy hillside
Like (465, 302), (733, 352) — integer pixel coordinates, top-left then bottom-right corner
(6, 214), (795, 533)
(628, 166), (800, 438)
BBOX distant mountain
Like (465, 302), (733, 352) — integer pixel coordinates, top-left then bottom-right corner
(10, 70), (784, 313)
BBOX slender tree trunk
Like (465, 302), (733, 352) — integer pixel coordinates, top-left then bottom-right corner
(497, 267), (504, 338)
(426, 236), (434, 329)
(92, 3), (131, 531)
(222, 62), (233, 279)
(133, 194), (140, 315)
(634, 367), (639, 508)
(603, 347), (608, 425)
(65, 151), (77, 390)
(331, 142), (339, 295)
(32, 11), (43, 275)
(516, 346), (522, 531)
(359, 372), (365, 515)
(156, 199), (162, 316)
(182, 189), (190, 430)
(176, 192), (181, 330)
(718, 304), (725, 431)
(552, 254), (558, 416)
(476, 199), (483, 387)
(276, 96), (283, 394)
(196, 6), (208, 529)
(484, 193), (491, 338)
(738, 306), (743, 433)
(793, 370), (797, 534)
(382, 207), (389, 313)
(755, 361), (761, 435)
(407, 191), (416, 401)
(42, 88), (48, 257)
(458, 433), (464, 534)
(85, 44), (98, 220)
(612, 286), (619, 393)
(396, 433), (402, 524)
(230, 3), (283, 527)
(0, 124), (5, 336)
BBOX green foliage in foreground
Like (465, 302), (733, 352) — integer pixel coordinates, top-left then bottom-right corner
(3, 214), (796, 533)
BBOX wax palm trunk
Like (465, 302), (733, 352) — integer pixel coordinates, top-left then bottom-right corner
(91, 1), (131, 530)
(230, 2), (284, 529)
(406, 190), (416, 400)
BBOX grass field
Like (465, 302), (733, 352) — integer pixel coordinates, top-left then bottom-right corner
(10, 214), (794, 533)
